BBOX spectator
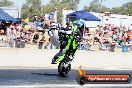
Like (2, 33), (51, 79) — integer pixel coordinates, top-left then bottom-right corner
(6, 24), (12, 42)
(32, 32), (39, 44)
(38, 34), (46, 49)
(10, 27), (16, 48)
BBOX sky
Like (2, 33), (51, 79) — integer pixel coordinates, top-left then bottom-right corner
(12, 0), (132, 10)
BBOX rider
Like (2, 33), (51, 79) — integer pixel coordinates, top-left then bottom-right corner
(51, 18), (84, 64)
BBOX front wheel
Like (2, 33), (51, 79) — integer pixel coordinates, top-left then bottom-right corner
(58, 61), (71, 77)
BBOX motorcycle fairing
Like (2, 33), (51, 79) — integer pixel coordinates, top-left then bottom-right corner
(53, 36), (72, 64)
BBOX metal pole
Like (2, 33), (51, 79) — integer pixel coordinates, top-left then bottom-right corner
(100, 0), (103, 25)
(18, 9), (19, 18)
(17, 0), (20, 18)
(100, 0), (103, 13)
(41, 0), (43, 17)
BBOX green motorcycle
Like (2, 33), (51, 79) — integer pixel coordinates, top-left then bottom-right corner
(51, 25), (83, 77)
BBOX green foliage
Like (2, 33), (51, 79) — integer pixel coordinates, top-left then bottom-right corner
(21, 0), (41, 19)
(21, 0), (80, 22)
(84, 0), (111, 13)
(43, 0), (80, 23)
(89, 0), (100, 12)
(84, 0), (132, 16)
(111, 2), (132, 16)
(0, 0), (13, 7)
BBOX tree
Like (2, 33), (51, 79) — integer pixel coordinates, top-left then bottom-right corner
(0, 0), (13, 7)
(84, 0), (111, 13)
(84, 0), (132, 16)
(121, 2), (132, 15)
(21, 0), (80, 22)
(21, 0), (42, 19)
(43, 0), (80, 22)
(89, 0), (100, 12)
(111, 2), (132, 15)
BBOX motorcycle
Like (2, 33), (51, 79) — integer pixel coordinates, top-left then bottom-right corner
(51, 28), (81, 77)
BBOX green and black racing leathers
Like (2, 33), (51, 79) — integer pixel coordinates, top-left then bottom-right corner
(51, 24), (83, 64)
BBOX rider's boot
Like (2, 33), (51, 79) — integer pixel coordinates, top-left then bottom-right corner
(51, 50), (65, 64)
(51, 56), (59, 64)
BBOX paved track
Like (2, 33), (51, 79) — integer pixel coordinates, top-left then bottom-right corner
(0, 48), (132, 87)
(0, 69), (132, 88)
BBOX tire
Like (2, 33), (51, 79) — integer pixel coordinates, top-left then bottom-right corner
(58, 61), (71, 77)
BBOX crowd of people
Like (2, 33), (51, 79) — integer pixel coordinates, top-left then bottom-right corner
(0, 20), (47, 49)
(75, 23), (132, 52)
(0, 16), (132, 52)
(93, 24), (132, 52)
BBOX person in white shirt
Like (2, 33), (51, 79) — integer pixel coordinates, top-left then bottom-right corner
(6, 24), (13, 42)
(128, 24), (132, 31)
(10, 27), (16, 48)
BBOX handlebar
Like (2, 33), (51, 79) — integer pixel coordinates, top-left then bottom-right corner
(59, 30), (72, 35)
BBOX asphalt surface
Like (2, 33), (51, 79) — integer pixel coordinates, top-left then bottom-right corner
(0, 48), (132, 88)
(0, 69), (132, 88)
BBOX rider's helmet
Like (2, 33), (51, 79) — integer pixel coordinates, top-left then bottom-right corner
(72, 19), (84, 39)
(73, 19), (84, 28)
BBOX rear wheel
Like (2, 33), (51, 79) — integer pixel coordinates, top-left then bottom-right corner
(58, 61), (71, 77)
